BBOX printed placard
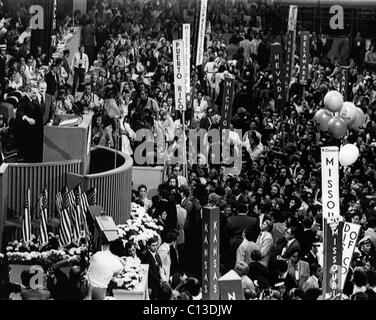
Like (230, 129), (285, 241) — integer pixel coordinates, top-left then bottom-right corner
(202, 206), (220, 300)
(173, 40), (187, 111)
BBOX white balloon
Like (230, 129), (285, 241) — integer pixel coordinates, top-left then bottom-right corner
(339, 144), (360, 166)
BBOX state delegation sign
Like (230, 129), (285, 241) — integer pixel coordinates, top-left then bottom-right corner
(202, 207), (220, 300)
(323, 219), (343, 300)
(341, 222), (361, 288)
(196, 0), (208, 66)
(182, 24), (191, 100)
(270, 43), (285, 110)
(339, 66), (350, 101)
(299, 31), (310, 85)
(321, 147), (341, 221)
(220, 76), (235, 129)
(173, 40), (187, 112)
(288, 5), (298, 32)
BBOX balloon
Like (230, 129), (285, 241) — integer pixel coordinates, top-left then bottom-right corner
(328, 117), (347, 139)
(339, 102), (357, 125)
(314, 109), (332, 132)
(350, 107), (366, 131)
(339, 144), (360, 166)
(324, 90), (344, 113)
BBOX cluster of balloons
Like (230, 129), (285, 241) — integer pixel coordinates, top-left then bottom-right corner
(314, 91), (366, 139)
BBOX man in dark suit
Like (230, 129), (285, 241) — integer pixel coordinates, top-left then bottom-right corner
(351, 32), (366, 67)
(199, 106), (214, 131)
(298, 217), (318, 257)
(155, 185), (177, 233)
(303, 242), (320, 269)
(141, 237), (163, 300)
(38, 80), (55, 126)
(62, 49), (71, 82)
(225, 196), (260, 268)
(248, 250), (270, 288)
(280, 227), (301, 260)
(0, 44), (6, 91)
(16, 83), (44, 162)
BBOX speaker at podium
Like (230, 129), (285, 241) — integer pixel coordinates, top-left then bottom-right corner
(43, 112), (93, 174)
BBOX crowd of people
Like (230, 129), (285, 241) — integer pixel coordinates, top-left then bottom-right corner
(1, 0), (376, 300)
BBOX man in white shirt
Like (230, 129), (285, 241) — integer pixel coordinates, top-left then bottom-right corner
(240, 34), (253, 60)
(71, 45), (89, 95)
(172, 164), (188, 187)
(303, 263), (322, 292)
(256, 219), (274, 267)
(250, 32), (261, 57)
(157, 232), (178, 283)
(86, 239), (124, 300)
(174, 193), (187, 263)
(236, 228), (259, 266)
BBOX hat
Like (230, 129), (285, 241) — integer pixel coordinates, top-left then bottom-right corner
(0, 44), (6, 50)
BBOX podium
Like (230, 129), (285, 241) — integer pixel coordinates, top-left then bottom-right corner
(43, 112), (93, 174)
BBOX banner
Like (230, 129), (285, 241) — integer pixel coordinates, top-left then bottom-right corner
(218, 270), (244, 300)
(323, 219), (344, 300)
(220, 76), (235, 129)
(196, 0), (208, 66)
(30, 0), (55, 61)
(183, 24), (191, 102)
(270, 43), (285, 110)
(321, 147), (341, 221)
(202, 207), (220, 300)
(339, 66), (350, 101)
(341, 222), (361, 289)
(192, 0), (201, 70)
(284, 30), (295, 93)
(299, 31), (310, 85)
(173, 40), (187, 112)
(288, 5), (298, 31)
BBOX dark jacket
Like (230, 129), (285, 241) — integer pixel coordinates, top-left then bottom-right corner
(39, 94), (55, 125)
(141, 251), (162, 300)
(281, 239), (301, 259)
(155, 199), (177, 233)
(298, 230), (317, 256)
(226, 214), (259, 244)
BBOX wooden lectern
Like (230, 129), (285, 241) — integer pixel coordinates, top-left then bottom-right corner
(43, 112), (93, 174)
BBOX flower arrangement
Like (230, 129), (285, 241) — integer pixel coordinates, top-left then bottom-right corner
(117, 203), (163, 249)
(1, 234), (88, 267)
(112, 256), (142, 290)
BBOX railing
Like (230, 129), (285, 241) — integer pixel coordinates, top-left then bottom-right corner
(67, 147), (133, 225)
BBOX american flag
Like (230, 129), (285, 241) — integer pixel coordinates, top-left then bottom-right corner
(73, 186), (90, 238)
(68, 189), (80, 242)
(22, 189), (32, 242)
(56, 187), (72, 247)
(81, 187), (97, 213)
(87, 187), (97, 206)
(39, 188), (49, 245)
